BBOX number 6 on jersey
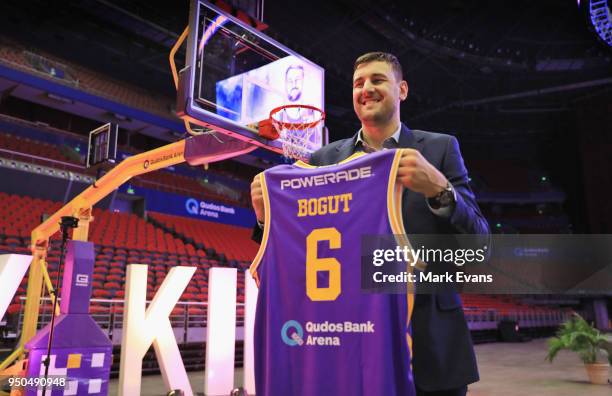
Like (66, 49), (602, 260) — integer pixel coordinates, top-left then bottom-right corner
(306, 227), (341, 301)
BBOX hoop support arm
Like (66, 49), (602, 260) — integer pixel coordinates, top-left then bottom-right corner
(30, 140), (186, 248)
(20, 140), (186, 349)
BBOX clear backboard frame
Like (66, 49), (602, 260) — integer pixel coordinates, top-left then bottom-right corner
(86, 123), (118, 168)
(176, 0), (327, 157)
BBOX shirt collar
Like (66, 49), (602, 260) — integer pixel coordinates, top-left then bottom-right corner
(355, 124), (402, 150)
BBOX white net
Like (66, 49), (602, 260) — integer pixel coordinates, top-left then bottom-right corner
(270, 105), (324, 161)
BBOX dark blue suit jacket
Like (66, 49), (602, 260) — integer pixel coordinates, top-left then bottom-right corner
(253, 124), (490, 391)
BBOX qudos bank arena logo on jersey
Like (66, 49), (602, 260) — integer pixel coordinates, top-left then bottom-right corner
(185, 198), (199, 215)
(281, 319), (375, 347)
(281, 320), (304, 346)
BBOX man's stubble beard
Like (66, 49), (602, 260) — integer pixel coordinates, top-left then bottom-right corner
(358, 105), (396, 127)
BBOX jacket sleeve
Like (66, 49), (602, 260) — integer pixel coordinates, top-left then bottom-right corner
(251, 221), (263, 243)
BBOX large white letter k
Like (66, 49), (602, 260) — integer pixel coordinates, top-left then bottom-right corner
(118, 264), (196, 396)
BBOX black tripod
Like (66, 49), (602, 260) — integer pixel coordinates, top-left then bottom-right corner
(41, 216), (78, 396)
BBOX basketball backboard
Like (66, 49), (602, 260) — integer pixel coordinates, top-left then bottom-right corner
(87, 123), (118, 168)
(176, 0), (327, 158)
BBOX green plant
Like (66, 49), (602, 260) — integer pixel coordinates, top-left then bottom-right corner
(546, 313), (610, 364)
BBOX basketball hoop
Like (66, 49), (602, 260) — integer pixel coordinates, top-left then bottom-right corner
(269, 104), (325, 161)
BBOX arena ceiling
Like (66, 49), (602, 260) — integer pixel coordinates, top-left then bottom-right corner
(0, 0), (610, 140)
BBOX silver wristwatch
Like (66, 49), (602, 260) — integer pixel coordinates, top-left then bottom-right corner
(428, 182), (456, 209)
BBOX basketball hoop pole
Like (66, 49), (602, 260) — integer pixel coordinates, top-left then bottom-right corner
(10, 140), (186, 364)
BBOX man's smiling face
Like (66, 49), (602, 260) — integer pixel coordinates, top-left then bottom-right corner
(352, 61), (407, 126)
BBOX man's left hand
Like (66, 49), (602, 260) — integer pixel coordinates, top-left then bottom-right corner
(397, 149), (448, 198)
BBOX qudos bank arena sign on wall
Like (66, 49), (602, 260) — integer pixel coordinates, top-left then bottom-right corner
(118, 184), (255, 227)
(185, 198), (236, 219)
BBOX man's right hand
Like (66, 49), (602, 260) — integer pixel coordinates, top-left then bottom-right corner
(251, 173), (265, 223)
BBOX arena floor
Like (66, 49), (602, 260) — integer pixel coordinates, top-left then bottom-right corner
(106, 338), (611, 395)
(469, 338), (610, 396)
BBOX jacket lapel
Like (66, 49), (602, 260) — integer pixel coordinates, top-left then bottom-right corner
(398, 124), (425, 151)
(335, 132), (359, 161)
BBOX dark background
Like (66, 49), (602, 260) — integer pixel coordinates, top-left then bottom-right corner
(0, 0), (610, 233)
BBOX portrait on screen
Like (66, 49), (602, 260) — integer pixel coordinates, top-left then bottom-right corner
(215, 55), (324, 125)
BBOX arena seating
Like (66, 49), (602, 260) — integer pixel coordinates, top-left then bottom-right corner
(136, 171), (245, 207)
(0, 193), (63, 239)
(0, 132), (81, 165)
(0, 192), (250, 326)
(461, 294), (570, 334)
(0, 191), (567, 311)
(461, 294), (562, 316)
(148, 212), (259, 263)
(0, 127), (250, 207)
(0, 37), (172, 117)
(1, 112), (255, 190)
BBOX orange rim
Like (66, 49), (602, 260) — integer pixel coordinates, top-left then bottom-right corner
(269, 104), (325, 130)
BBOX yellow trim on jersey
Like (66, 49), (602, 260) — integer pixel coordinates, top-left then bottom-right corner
(386, 150), (411, 258)
(338, 151), (367, 164)
(293, 151), (367, 169)
(249, 172), (271, 286)
(386, 149), (416, 359)
(386, 150), (403, 235)
(293, 160), (316, 169)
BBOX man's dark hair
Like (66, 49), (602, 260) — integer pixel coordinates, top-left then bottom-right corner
(353, 52), (403, 81)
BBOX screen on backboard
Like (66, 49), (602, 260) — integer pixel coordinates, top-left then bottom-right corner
(177, 0), (326, 157)
(215, 56), (324, 126)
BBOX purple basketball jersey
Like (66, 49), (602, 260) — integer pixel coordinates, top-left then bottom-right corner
(251, 149), (415, 396)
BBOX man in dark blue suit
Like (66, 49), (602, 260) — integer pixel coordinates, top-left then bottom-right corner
(251, 52), (490, 396)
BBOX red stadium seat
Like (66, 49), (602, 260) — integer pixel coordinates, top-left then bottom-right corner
(181, 293), (195, 301)
(104, 281), (121, 290)
(93, 289), (112, 298)
(93, 273), (106, 282)
(90, 304), (110, 314)
(187, 306), (205, 315)
(106, 274), (122, 282)
(109, 267), (124, 275)
(7, 304), (21, 315)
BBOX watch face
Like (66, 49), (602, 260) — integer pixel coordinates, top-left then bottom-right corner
(439, 190), (453, 206)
